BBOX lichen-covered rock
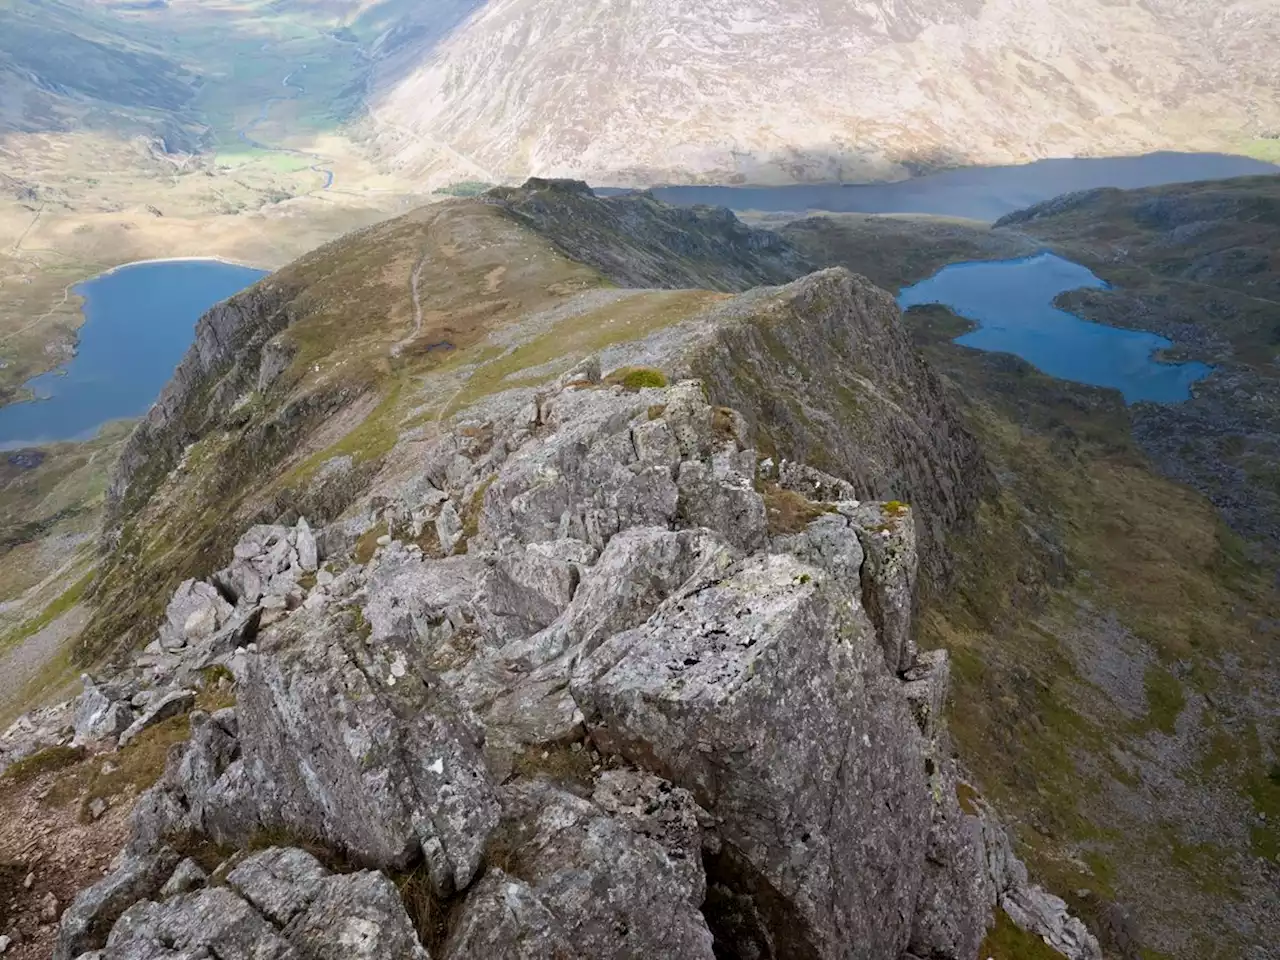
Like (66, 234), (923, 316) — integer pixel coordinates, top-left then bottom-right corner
(545, 525), (738, 658)
(72, 677), (134, 746)
(442, 870), (574, 959)
(447, 781), (715, 959)
(234, 609), (500, 893)
(54, 850), (181, 960)
(572, 553), (931, 959)
(226, 847), (331, 926)
(103, 887), (297, 960)
(1002, 887), (1104, 960)
(907, 769), (993, 960)
(844, 500), (920, 674)
(286, 869), (431, 960)
(117, 689), (195, 749)
(590, 770), (710, 903)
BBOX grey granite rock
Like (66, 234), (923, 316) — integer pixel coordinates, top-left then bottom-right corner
(287, 870), (430, 960)
(158, 860), (208, 899)
(117, 690), (195, 749)
(158, 580), (233, 652)
(72, 678), (134, 746)
(572, 553), (930, 959)
(226, 848), (331, 926)
(234, 609), (499, 893)
(54, 850), (181, 960)
(449, 781), (715, 959)
(104, 887), (297, 960)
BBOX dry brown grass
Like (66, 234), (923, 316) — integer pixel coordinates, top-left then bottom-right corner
(760, 483), (834, 536)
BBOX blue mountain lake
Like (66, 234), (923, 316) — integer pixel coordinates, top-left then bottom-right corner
(0, 260), (267, 449)
(897, 253), (1213, 403)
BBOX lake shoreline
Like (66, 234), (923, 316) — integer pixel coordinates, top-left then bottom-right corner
(0, 260), (268, 450)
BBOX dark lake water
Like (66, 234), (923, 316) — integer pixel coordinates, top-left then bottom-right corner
(598, 152), (1280, 220)
(897, 253), (1212, 403)
(0, 260), (266, 449)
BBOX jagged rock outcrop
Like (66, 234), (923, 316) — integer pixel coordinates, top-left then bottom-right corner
(58, 368), (1100, 960)
(488, 179), (814, 291)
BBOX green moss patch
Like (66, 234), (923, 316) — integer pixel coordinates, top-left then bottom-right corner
(604, 366), (668, 391)
(979, 908), (1066, 960)
(1142, 667), (1186, 735)
(3, 745), (85, 784)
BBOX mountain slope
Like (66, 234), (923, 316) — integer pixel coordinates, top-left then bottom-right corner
(363, 0), (1280, 186)
(0, 0), (202, 147)
(87, 182), (984, 667)
(769, 177), (1280, 959)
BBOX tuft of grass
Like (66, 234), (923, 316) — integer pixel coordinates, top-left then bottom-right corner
(980, 907), (1070, 960)
(391, 863), (453, 953)
(3, 745), (85, 784)
(354, 522), (389, 566)
(605, 366), (668, 391)
(457, 475), (496, 553)
(711, 406), (738, 443)
(1142, 667), (1186, 735)
(510, 742), (598, 792)
(760, 483), (835, 536)
(956, 781), (982, 815)
(77, 715), (192, 820)
(200, 664), (234, 686)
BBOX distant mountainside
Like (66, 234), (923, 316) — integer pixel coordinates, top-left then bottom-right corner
(0, 0), (203, 148)
(360, 0), (1280, 186)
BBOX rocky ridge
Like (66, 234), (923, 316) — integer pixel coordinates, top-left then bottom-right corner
(8, 363), (1097, 959)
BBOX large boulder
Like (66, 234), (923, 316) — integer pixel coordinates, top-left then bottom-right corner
(54, 850), (181, 960)
(104, 887), (296, 959)
(158, 580), (233, 651)
(234, 607), (500, 893)
(445, 780), (715, 959)
(572, 552), (932, 960)
(72, 677), (134, 746)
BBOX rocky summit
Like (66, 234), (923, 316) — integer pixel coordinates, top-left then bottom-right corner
(52, 367), (1094, 960)
(1, 182), (1102, 960)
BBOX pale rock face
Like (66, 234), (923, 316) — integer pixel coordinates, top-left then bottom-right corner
(363, 0), (1280, 186)
(72, 678), (134, 746)
(233, 613), (500, 893)
(295, 518), (318, 572)
(158, 580), (232, 651)
(572, 552), (931, 959)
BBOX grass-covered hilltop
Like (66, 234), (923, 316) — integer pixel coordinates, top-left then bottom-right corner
(0, 176), (1277, 960)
